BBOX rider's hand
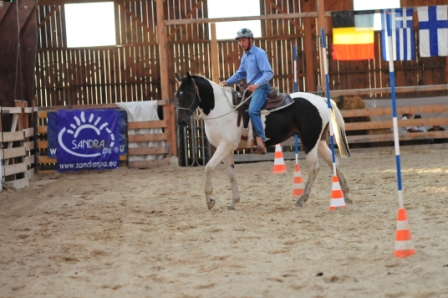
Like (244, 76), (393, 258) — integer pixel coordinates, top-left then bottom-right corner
(247, 84), (258, 92)
(220, 81), (227, 87)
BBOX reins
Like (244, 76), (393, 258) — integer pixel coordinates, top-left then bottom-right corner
(177, 78), (253, 121)
(195, 87), (252, 121)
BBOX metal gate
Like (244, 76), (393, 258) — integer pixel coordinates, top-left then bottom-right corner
(176, 110), (212, 167)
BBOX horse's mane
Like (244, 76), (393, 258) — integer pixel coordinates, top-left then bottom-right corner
(191, 74), (222, 88)
(190, 74), (210, 82)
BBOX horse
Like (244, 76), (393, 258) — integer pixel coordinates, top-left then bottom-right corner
(175, 72), (351, 210)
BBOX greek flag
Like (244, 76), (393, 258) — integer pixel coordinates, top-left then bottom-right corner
(417, 5), (448, 57)
(381, 8), (415, 61)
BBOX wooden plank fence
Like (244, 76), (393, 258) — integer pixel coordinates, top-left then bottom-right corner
(1, 101), (36, 191)
(342, 104), (448, 146)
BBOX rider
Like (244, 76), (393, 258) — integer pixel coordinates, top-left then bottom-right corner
(220, 28), (274, 154)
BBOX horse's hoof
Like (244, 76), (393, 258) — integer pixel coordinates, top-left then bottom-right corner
(207, 199), (215, 210)
(295, 199), (303, 207)
(345, 198), (353, 204)
(226, 205), (236, 210)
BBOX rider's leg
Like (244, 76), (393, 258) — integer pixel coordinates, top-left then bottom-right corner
(248, 84), (270, 153)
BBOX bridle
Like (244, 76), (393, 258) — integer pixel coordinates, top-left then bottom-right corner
(177, 78), (253, 121)
(177, 79), (201, 114)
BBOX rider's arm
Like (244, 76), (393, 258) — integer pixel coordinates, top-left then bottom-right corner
(225, 56), (248, 85)
(253, 49), (274, 86)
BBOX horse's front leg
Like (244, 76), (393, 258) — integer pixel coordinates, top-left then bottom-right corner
(204, 144), (233, 210)
(223, 154), (240, 210)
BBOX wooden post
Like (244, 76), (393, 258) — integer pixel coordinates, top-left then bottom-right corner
(302, 0), (316, 92)
(316, 0), (327, 95)
(210, 23), (220, 83)
(155, 0), (176, 156)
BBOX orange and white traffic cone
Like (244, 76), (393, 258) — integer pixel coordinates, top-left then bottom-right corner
(394, 207), (415, 258)
(291, 164), (304, 196)
(329, 175), (346, 210)
(272, 144), (286, 173)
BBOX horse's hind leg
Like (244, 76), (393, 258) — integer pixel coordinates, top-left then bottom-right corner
(295, 147), (320, 207)
(223, 154), (240, 210)
(317, 140), (352, 204)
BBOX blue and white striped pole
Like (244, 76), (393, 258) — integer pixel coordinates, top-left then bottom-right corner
(386, 10), (415, 257)
(293, 45), (298, 93)
(293, 45), (299, 164)
(320, 29), (337, 176)
(385, 11), (404, 209)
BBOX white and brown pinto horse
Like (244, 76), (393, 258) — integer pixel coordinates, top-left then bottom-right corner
(175, 72), (351, 210)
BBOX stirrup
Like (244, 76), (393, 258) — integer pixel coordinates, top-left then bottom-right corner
(251, 136), (266, 154)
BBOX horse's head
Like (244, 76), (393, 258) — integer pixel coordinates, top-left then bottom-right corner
(175, 72), (200, 126)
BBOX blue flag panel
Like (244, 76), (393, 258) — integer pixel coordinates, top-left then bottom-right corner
(48, 109), (127, 159)
(56, 109), (120, 172)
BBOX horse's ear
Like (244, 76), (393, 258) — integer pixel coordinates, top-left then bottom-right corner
(186, 72), (192, 81)
(175, 73), (182, 82)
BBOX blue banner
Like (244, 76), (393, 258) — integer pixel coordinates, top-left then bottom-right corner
(56, 109), (120, 172)
(48, 109), (127, 158)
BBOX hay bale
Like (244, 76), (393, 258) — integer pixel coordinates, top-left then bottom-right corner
(340, 96), (365, 110)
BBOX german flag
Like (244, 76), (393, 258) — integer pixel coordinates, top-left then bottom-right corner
(332, 11), (375, 60)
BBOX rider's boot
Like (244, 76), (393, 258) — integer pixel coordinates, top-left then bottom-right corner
(251, 136), (266, 154)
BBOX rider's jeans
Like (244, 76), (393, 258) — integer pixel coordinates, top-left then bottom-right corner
(248, 83), (271, 142)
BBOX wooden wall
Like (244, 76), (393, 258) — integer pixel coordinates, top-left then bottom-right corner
(32, 0), (448, 109)
(35, 1), (160, 106)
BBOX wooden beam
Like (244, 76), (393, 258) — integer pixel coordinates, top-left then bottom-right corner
(347, 131), (448, 143)
(128, 146), (168, 155)
(127, 119), (167, 129)
(317, 0), (326, 95)
(128, 132), (168, 142)
(302, 0), (315, 92)
(37, 99), (168, 111)
(330, 84), (448, 97)
(341, 105), (448, 117)
(155, 0), (175, 157)
(210, 23), (219, 82)
(164, 12), (320, 26)
(345, 117), (448, 131)
(2, 147), (26, 159)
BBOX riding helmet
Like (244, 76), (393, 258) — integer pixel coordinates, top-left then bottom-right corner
(235, 28), (254, 40)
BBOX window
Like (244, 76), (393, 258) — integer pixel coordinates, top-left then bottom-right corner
(207, 0), (261, 40)
(65, 2), (116, 48)
(353, 0), (400, 30)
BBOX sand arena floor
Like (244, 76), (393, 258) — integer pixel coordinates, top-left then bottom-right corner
(1, 147), (447, 297)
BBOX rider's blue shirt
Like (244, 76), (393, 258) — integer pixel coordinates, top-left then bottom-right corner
(226, 45), (274, 87)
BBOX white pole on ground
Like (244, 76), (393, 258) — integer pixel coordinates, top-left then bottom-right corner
(320, 29), (337, 176)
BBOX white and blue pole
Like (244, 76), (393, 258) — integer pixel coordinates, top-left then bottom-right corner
(386, 11), (415, 258)
(293, 45), (299, 164)
(320, 29), (337, 176)
(293, 45), (298, 93)
(385, 11), (404, 209)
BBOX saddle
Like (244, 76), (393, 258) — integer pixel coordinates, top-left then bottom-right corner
(233, 83), (292, 128)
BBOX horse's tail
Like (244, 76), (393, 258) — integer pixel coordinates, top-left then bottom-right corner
(330, 100), (351, 158)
